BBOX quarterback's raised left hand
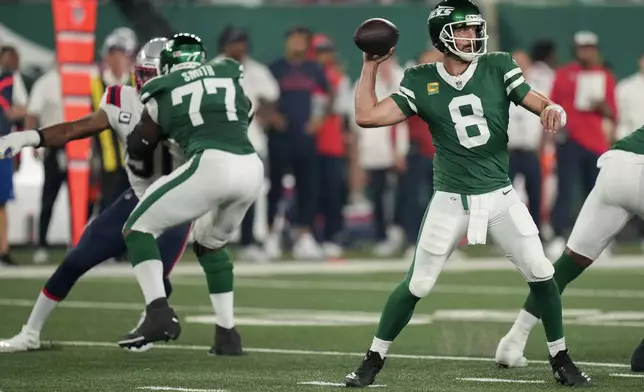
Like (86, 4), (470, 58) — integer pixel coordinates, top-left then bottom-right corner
(541, 104), (566, 133)
(0, 131), (41, 159)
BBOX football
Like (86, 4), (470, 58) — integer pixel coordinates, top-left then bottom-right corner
(353, 18), (399, 56)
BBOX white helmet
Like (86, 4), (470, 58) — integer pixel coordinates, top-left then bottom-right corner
(134, 37), (167, 91)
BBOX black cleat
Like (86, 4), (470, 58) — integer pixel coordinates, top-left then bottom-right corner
(630, 338), (644, 372)
(345, 350), (386, 388)
(208, 325), (244, 356)
(549, 350), (592, 387)
(117, 298), (181, 350)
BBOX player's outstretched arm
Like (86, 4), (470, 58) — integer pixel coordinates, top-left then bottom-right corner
(126, 108), (161, 161)
(0, 109), (110, 159)
(520, 89), (566, 134)
(355, 49), (407, 128)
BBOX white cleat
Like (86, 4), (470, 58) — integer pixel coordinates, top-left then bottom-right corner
(0, 325), (41, 353)
(495, 334), (528, 368)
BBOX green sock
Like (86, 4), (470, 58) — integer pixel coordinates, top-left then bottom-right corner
(125, 231), (161, 266)
(198, 247), (233, 293)
(528, 278), (564, 342)
(523, 252), (587, 317)
(375, 282), (420, 341)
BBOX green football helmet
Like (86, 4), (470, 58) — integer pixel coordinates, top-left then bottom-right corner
(159, 33), (207, 75)
(428, 0), (488, 62)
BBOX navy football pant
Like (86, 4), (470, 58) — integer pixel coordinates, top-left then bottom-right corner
(42, 188), (191, 301)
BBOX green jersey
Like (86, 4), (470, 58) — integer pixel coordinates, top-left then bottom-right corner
(612, 125), (644, 155)
(390, 52), (532, 195)
(140, 58), (255, 158)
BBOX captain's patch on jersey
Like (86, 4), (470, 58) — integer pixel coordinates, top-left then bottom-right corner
(427, 82), (439, 95)
(119, 111), (132, 124)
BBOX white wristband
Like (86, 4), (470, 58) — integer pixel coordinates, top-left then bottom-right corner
(545, 104), (567, 128)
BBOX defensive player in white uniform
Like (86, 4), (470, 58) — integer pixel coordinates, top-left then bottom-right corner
(496, 124), (644, 373)
(0, 38), (243, 356)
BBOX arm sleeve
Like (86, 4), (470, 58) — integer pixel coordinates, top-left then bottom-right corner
(98, 85), (122, 130)
(496, 53), (531, 105)
(389, 68), (418, 118)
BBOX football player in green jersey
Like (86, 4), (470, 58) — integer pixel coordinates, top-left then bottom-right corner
(345, 0), (591, 388)
(497, 124), (644, 373)
(117, 33), (263, 352)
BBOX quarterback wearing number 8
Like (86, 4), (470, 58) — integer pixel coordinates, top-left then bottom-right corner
(345, 0), (591, 388)
(118, 33), (263, 350)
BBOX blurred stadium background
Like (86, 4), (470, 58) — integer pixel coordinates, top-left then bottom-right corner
(1, 0), (643, 266)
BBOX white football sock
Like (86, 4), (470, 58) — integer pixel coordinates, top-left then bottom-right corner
(25, 292), (58, 332)
(210, 292), (235, 329)
(547, 337), (567, 357)
(370, 337), (392, 358)
(508, 309), (539, 344)
(133, 260), (166, 305)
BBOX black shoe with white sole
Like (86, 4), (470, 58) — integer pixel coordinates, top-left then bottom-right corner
(345, 350), (385, 388)
(208, 325), (243, 356)
(117, 298), (181, 350)
(549, 349), (591, 387)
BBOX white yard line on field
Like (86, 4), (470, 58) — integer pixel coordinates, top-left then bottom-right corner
(457, 378), (545, 384)
(298, 381), (386, 388)
(609, 373), (644, 378)
(2, 255), (644, 279)
(137, 387), (227, 392)
(18, 340), (630, 369)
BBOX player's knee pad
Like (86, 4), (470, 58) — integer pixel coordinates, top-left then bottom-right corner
(525, 256), (555, 282)
(407, 247), (447, 298)
(195, 243), (232, 274)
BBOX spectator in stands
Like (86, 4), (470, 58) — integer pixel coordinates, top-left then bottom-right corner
(351, 55), (408, 257)
(616, 52), (644, 140)
(312, 33), (352, 258)
(92, 29), (137, 214)
(547, 31), (617, 259)
(215, 26), (280, 262)
(25, 67), (65, 264)
(0, 45), (28, 267)
(267, 26), (329, 260)
(398, 49), (440, 257)
(507, 50), (544, 232)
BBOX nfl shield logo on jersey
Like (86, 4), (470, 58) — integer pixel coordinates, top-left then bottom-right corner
(449, 196), (458, 204)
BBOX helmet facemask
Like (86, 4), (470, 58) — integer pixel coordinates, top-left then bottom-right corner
(439, 17), (488, 62)
(134, 64), (159, 91)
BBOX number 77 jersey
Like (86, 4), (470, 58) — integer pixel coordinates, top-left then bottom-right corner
(390, 52), (531, 195)
(139, 57), (255, 159)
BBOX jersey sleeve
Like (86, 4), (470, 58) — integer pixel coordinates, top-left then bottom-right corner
(99, 85), (124, 130)
(493, 52), (531, 105)
(390, 68), (418, 118)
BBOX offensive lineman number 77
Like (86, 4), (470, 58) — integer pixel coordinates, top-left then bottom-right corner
(171, 77), (238, 126)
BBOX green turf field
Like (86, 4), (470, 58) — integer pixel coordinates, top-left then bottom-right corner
(1, 258), (644, 391)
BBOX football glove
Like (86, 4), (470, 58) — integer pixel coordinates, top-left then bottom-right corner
(0, 130), (42, 159)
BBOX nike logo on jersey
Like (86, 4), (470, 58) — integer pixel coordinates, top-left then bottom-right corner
(502, 189), (511, 195)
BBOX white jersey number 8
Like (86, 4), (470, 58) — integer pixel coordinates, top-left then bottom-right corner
(448, 94), (490, 149)
(171, 77), (238, 126)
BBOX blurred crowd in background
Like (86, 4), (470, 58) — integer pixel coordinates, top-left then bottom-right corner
(1, 0), (644, 267)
